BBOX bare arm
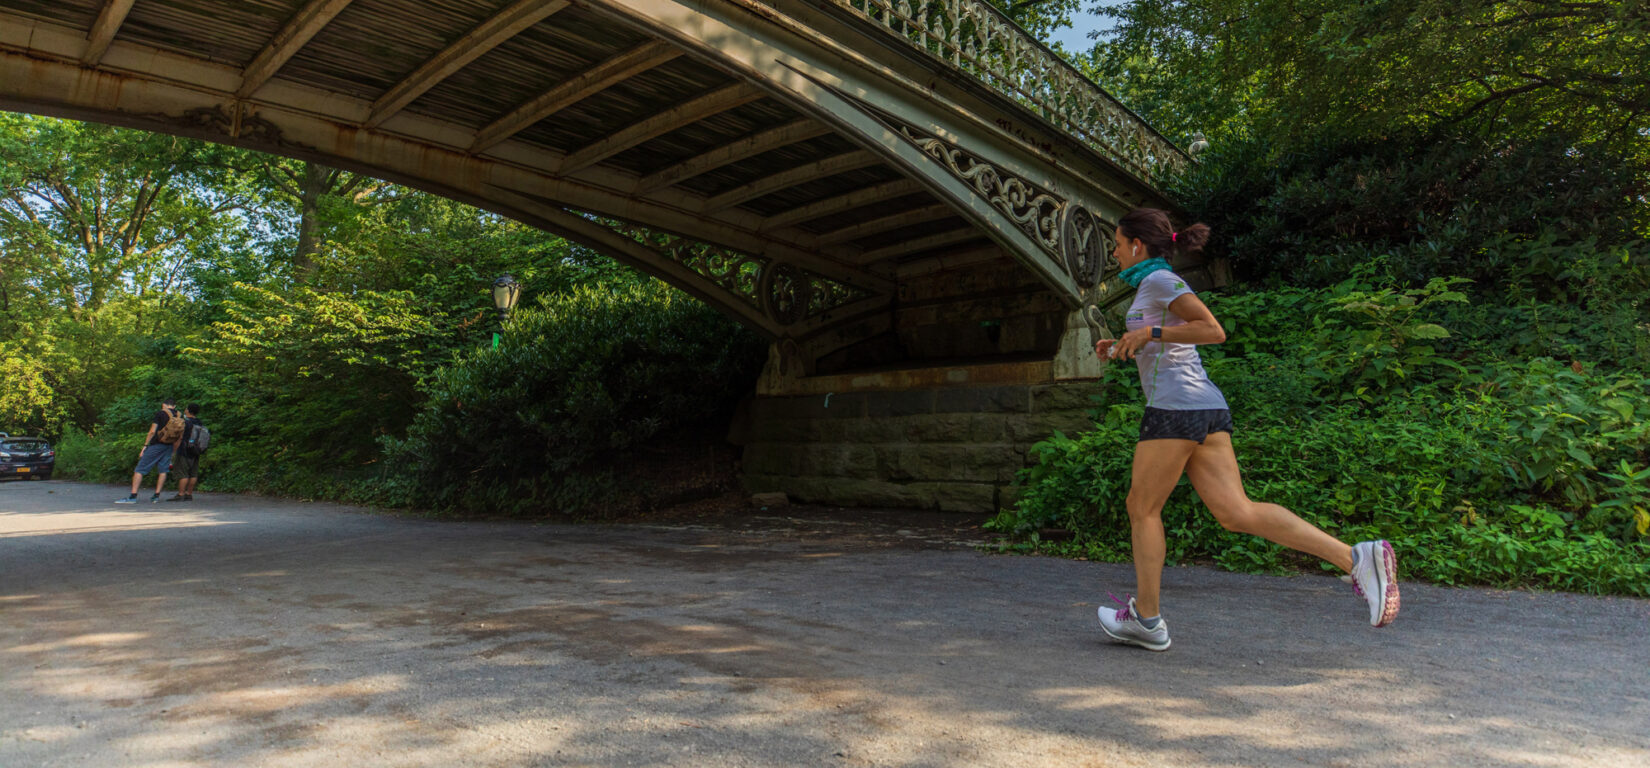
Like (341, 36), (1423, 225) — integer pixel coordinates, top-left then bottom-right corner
(1161, 293), (1227, 344)
(1097, 293), (1227, 362)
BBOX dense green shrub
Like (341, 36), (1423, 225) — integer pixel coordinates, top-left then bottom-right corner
(53, 427), (140, 482)
(1173, 133), (1648, 289)
(383, 282), (766, 515)
(994, 388), (1650, 596)
(184, 284), (443, 469)
(991, 260), (1650, 596)
(1437, 239), (1650, 371)
(53, 286), (448, 499)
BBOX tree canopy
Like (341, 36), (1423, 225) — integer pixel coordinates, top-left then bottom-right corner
(0, 112), (631, 444)
(1083, 0), (1650, 151)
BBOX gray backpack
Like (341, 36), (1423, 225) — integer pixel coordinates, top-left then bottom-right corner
(185, 421), (212, 457)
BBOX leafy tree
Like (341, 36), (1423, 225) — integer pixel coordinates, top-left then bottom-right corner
(0, 114), (637, 443)
(992, 0), (1084, 42)
(185, 284), (443, 473)
(0, 115), (251, 430)
(0, 115), (248, 320)
(1084, 0), (1650, 149)
(249, 159), (393, 280)
(1170, 130), (1648, 284)
(0, 345), (75, 434)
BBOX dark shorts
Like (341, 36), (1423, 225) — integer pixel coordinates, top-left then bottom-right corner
(1139, 407), (1233, 443)
(134, 444), (174, 474)
(170, 451), (200, 480)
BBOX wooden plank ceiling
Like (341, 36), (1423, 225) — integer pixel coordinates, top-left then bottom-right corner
(12, 0), (1008, 279)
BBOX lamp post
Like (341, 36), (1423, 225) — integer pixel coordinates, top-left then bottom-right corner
(491, 274), (521, 349)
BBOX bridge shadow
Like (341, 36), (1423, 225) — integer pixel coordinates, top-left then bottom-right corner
(2, 482), (1647, 766)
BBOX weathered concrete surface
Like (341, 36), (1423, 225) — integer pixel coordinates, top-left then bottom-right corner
(2, 480), (1647, 767)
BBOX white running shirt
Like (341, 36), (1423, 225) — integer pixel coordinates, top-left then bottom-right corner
(1123, 270), (1228, 410)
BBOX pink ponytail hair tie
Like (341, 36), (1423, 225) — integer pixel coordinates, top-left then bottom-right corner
(1171, 231), (1179, 243)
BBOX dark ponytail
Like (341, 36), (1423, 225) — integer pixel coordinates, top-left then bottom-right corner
(1117, 207), (1211, 261)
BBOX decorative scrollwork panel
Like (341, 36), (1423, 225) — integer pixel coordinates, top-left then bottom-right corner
(894, 122), (1064, 258)
(807, 0), (1190, 186)
(1061, 205), (1108, 287)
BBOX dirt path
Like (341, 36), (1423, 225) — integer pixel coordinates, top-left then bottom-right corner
(2, 481), (1646, 767)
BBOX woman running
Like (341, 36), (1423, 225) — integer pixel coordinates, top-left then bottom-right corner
(1092, 208), (1399, 651)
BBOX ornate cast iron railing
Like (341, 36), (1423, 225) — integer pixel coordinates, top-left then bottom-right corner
(822, 0), (1189, 184)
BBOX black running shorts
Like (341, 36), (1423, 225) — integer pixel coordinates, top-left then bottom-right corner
(1138, 407), (1233, 444)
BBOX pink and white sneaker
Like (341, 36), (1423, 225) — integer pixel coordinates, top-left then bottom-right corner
(1349, 540), (1400, 627)
(1097, 593), (1171, 651)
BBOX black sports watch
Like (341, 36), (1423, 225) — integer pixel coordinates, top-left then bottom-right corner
(1151, 326), (1163, 340)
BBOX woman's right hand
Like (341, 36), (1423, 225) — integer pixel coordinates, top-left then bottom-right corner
(1094, 338), (1117, 359)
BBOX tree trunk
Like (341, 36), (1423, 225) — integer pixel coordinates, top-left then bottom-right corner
(293, 162), (333, 282)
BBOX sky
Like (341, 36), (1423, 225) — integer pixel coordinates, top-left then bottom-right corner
(1044, 4), (1122, 54)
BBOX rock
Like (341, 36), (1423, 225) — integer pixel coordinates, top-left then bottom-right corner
(749, 492), (790, 508)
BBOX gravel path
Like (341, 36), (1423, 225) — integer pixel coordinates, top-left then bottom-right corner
(2, 480), (1646, 767)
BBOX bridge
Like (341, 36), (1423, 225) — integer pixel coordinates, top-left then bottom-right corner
(0, 0), (1198, 511)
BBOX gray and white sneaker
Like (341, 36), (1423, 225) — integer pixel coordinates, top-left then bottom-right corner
(1349, 540), (1400, 627)
(1096, 594), (1170, 651)
(114, 496), (138, 504)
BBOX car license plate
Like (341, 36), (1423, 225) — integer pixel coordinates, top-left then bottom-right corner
(16, 467), (29, 473)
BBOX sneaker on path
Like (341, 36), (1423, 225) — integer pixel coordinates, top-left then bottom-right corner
(164, 495), (187, 502)
(149, 493), (161, 503)
(1350, 540), (1400, 627)
(1097, 594), (1171, 651)
(114, 497), (138, 504)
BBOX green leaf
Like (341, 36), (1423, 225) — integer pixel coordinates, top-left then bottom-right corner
(1601, 398), (1635, 422)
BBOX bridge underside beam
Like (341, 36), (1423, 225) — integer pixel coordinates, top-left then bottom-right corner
(80, 0), (135, 66)
(365, 0), (573, 129)
(238, 0), (359, 99)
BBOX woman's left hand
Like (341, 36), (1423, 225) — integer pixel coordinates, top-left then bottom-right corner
(1111, 328), (1152, 361)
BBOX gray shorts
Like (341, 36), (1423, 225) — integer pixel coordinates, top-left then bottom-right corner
(170, 451), (200, 480)
(134, 444), (174, 474)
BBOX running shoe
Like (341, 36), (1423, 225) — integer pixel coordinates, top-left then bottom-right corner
(1096, 593), (1171, 651)
(1350, 540), (1400, 627)
(114, 497), (138, 504)
(164, 494), (187, 502)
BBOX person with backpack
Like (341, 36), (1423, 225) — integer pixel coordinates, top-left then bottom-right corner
(116, 398), (185, 504)
(165, 403), (209, 502)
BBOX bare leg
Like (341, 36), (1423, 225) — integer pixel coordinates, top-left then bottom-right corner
(153, 471), (168, 497)
(129, 472), (143, 495)
(1184, 433), (1353, 572)
(1126, 439), (1199, 618)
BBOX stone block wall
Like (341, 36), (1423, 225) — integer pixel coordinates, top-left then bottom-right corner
(738, 381), (1104, 514)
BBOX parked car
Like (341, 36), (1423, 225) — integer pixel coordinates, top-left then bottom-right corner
(0, 434), (55, 480)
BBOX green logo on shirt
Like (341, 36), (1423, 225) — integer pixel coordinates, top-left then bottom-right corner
(1174, 281), (1185, 290)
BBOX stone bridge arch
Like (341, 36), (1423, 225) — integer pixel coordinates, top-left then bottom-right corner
(0, 0), (1203, 510)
